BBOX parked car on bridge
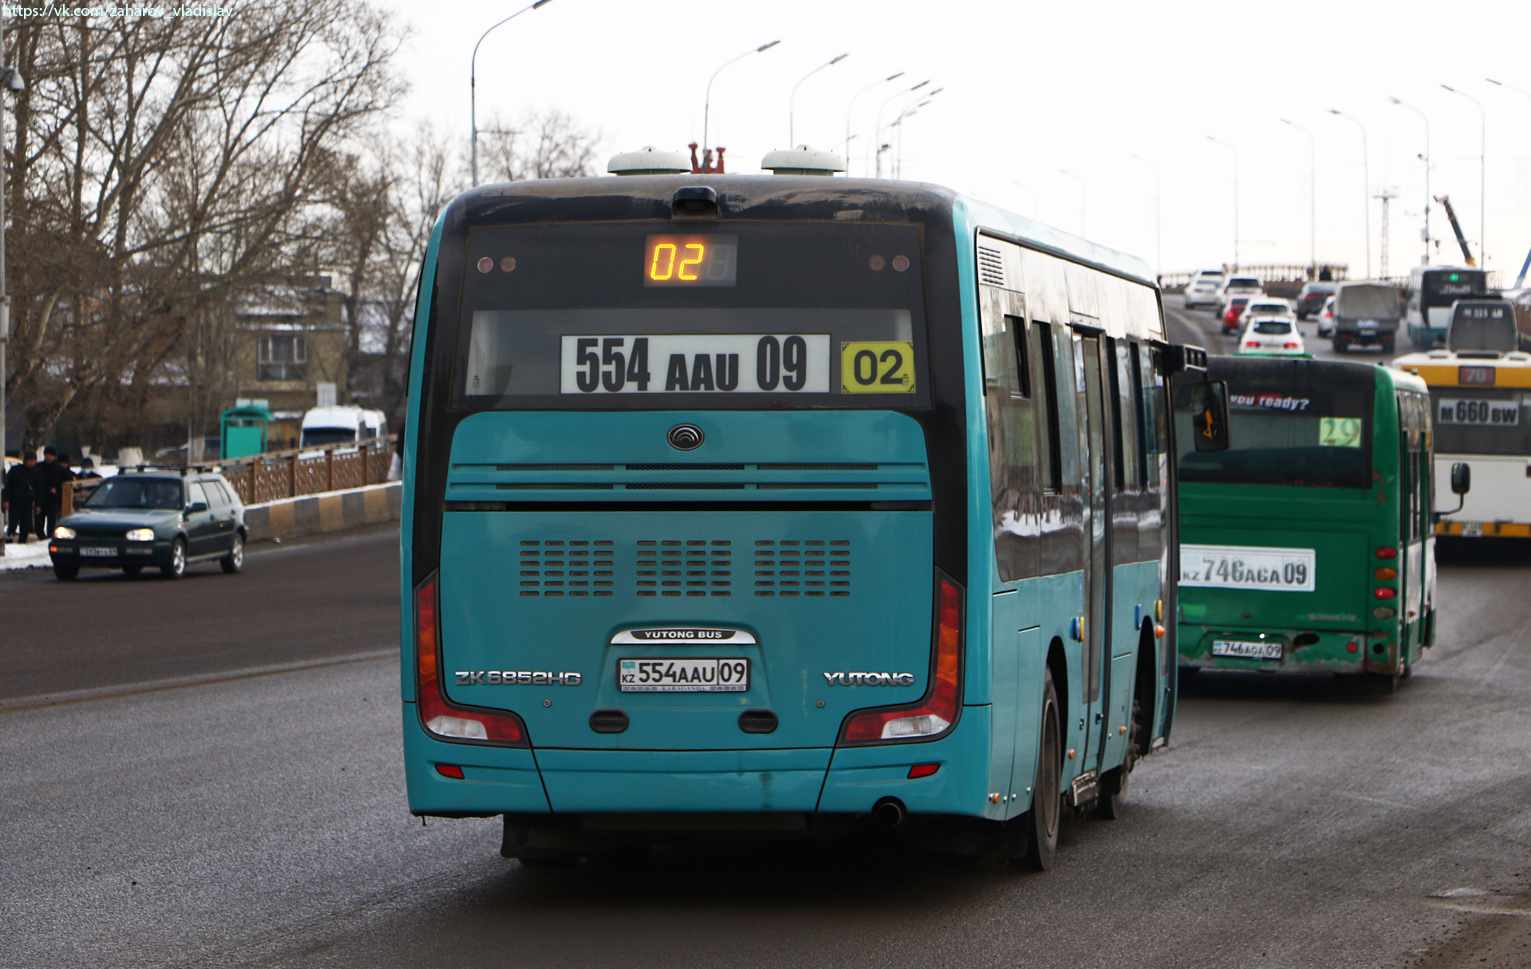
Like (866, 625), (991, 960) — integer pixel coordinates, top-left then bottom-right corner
(47, 469), (246, 581)
(1184, 269), (1226, 309)
(1295, 281), (1337, 320)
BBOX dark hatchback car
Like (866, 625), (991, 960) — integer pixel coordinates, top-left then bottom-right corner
(1295, 282), (1337, 320)
(48, 471), (247, 581)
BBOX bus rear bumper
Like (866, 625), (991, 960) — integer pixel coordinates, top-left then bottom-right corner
(537, 748), (831, 813)
(1178, 626), (1368, 674)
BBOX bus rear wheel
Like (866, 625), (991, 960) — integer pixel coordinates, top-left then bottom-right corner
(1022, 667), (1062, 871)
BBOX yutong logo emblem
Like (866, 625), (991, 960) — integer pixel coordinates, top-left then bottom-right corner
(456, 671), (582, 686)
(823, 671), (916, 686)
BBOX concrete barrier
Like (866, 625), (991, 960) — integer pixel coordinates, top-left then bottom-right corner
(244, 482), (401, 543)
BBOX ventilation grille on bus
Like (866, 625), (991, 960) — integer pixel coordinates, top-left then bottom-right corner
(977, 245), (1006, 287)
(753, 540), (851, 597)
(635, 540), (733, 598)
(450, 462), (929, 499)
(519, 540), (616, 597)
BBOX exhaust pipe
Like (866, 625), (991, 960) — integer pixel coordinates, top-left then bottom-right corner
(872, 797), (907, 830)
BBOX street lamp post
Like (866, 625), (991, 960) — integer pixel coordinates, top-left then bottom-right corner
(1128, 154), (1161, 278)
(470, 0), (556, 187)
(1328, 108), (1371, 278)
(893, 98), (934, 178)
(0, 19), (21, 556)
(702, 40), (781, 173)
(789, 53), (848, 147)
(1058, 169), (1086, 237)
(845, 71), (904, 174)
(874, 79), (929, 177)
(1441, 83), (1486, 264)
(1206, 135), (1238, 269)
(1280, 119), (1316, 277)
(1389, 95), (1431, 266)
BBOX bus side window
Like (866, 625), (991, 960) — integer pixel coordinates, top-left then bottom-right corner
(982, 302), (1040, 582)
(1035, 322), (1063, 493)
(1129, 341), (1151, 491)
(1107, 338), (1140, 493)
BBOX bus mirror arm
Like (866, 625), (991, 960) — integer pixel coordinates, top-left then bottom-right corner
(1450, 462), (1471, 496)
(1434, 463), (1471, 521)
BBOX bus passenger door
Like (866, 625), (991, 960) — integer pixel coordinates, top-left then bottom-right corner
(1075, 333), (1112, 784)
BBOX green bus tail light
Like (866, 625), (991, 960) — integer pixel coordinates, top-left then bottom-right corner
(840, 576), (962, 744)
(416, 574), (528, 746)
(1374, 566), (1398, 580)
(1374, 587), (1397, 600)
(1373, 607), (1397, 620)
(1375, 546), (1398, 560)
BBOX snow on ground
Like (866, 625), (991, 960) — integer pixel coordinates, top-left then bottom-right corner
(0, 540), (52, 572)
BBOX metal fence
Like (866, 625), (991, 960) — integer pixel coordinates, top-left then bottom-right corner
(219, 438), (397, 505)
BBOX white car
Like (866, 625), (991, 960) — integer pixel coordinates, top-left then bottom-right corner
(1238, 315), (1305, 356)
(1237, 299), (1295, 329)
(1217, 274), (1266, 318)
(1316, 295), (1337, 337)
(1184, 269), (1225, 309)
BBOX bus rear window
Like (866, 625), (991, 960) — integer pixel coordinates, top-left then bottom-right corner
(1174, 379), (1374, 489)
(453, 221), (928, 409)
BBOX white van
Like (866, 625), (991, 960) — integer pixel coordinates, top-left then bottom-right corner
(299, 405), (387, 449)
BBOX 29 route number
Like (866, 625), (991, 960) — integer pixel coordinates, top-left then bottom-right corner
(840, 341), (916, 394)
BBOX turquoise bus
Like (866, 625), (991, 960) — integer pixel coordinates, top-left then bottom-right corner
(1174, 357), (1442, 690)
(400, 169), (1209, 866)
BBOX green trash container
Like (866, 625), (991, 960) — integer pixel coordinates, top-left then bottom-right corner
(220, 404), (275, 460)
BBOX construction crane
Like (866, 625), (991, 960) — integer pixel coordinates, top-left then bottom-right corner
(1434, 195), (1476, 267)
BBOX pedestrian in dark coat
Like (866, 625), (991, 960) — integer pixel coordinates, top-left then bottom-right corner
(37, 447), (76, 538)
(4, 453), (40, 543)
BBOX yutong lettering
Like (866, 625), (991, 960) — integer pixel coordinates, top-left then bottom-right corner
(823, 671), (917, 687)
(456, 670), (582, 686)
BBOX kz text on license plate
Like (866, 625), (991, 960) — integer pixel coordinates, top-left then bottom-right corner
(618, 658), (749, 692)
(1211, 639), (1285, 660)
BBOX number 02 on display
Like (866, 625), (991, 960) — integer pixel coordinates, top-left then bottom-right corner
(840, 341), (916, 394)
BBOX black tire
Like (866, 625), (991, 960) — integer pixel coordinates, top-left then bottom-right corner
(1381, 337), (1395, 354)
(53, 562), (79, 581)
(221, 533), (244, 574)
(1332, 338), (1346, 353)
(1097, 697), (1142, 820)
(121, 565), (143, 578)
(161, 538), (187, 579)
(1022, 667), (1062, 871)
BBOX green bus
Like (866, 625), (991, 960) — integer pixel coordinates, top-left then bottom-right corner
(1173, 357), (1439, 690)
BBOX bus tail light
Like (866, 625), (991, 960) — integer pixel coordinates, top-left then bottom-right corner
(839, 575), (962, 745)
(1374, 587), (1396, 600)
(415, 574), (528, 746)
(1375, 546), (1398, 560)
(1375, 566), (1398, 580)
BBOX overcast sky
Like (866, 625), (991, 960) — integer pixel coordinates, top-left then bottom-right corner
(378, 0), (1530, 281)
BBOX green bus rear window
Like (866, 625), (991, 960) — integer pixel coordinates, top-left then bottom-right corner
(1175, 379), (1374, 489)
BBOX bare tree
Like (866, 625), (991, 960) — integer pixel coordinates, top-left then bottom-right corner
(3, 2), (406, 449)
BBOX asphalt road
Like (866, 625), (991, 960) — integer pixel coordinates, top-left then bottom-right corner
(5, 499), (1531, 966)
(0, 526), (399, 708)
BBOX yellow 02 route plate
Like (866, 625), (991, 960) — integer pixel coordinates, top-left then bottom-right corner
(840, 341), (916, 394)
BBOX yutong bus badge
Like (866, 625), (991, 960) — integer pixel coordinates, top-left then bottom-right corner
(613, 627), (755, 693)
